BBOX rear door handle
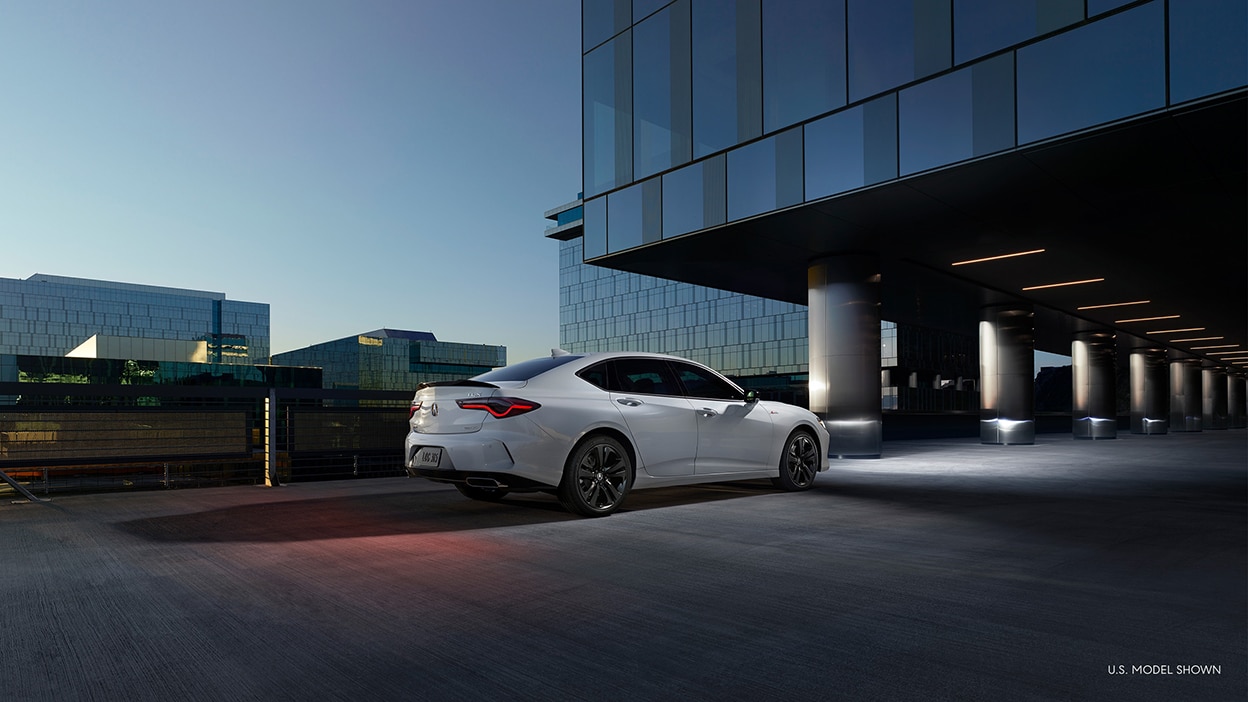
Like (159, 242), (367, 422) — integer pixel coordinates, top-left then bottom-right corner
(697, 408), (719, 417)
(616, 398), (643, 407)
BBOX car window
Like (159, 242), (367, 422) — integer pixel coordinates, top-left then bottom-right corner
(671, 361), (745, 401)
(474, 355), (583, 382)
(576, 362), (610, 391)
(606, 358), (678, 396)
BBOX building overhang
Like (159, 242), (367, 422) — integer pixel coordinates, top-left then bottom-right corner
(586, 92), (1246, 362)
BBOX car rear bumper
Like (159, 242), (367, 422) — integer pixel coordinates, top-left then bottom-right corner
(403, 431), (561, 490)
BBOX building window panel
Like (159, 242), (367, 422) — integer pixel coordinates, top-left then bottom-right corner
(1087, 0), (1133, 17)
(805, 107), (866, 199)
(900, 68), (973, 175)
(727, 128), (801, 221)
(971, 53), (1016, 156)
(635, 0), (692, 179)
(692, 0), (762, 158)
(584, 0), (632, 52)
(863, 93), (898, 185)
(584, 34), (633, 197)
(1017, 2), (1165, 145)
(728, 137), (774, 220)
(953, 0), (1033, 65)
(762, 0), (846, 133)
(607, 180), (661, 253)
(849, 0), (950, 102)
(1169, 0), (1248, 104)
(583, 197), (608, 259)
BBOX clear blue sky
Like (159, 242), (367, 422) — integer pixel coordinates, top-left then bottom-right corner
(0, 0), (580, 363)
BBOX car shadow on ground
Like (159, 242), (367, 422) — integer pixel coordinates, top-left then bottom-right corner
(114, 480), (781, 543)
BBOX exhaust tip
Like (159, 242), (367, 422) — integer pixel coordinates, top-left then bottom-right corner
(465, 477), (505, 490)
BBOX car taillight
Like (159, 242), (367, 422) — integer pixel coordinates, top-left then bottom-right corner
(409, 401), (422, 418)
(456, 397), (541, 419)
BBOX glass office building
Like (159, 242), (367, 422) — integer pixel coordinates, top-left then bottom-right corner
(271, 329), (506, 391)
(0, 274), (270, 366)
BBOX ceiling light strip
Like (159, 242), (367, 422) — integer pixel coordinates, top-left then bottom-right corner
(1022, 278), (1105, 291)
(1145, 327), (1203, 334)
(1077, 300), (1151, 310)
(1190, 344), (1240, 350)
(1118, 315), (1181, 323)
(952, 249), (1046, 266)
(1207, 351), (1247, 356)
(1168, 336), (1224, 342)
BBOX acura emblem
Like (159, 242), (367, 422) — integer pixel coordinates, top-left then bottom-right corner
(431, 403), (439, 416)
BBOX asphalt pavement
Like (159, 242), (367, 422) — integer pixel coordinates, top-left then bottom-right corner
(2, 430), (1244, 701)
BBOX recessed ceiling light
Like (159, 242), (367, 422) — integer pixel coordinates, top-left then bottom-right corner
(952, 249), (1046, 266)
(1022, 278), (1104, 291)
(1145, 327), (1203, 334)
(1077, 300), (1150, 310)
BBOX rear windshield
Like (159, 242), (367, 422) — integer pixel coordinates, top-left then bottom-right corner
(474, 355), (583, 382)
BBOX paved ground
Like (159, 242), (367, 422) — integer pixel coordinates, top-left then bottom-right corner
(2, 431), (1244, 701)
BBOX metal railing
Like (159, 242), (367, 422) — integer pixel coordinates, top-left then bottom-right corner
(0, 382), (412, 499)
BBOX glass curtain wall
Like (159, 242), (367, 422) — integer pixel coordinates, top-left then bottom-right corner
(582, 0), (1246, 255)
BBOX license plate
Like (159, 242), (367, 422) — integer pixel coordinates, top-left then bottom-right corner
(415, 447), (443, 468)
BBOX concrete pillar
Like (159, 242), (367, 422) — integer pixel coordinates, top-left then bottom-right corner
(979, 304), (1034, 445)
(1229, 375), (1247, 429)
(1202, 364), (1229, 429)
(808, 254), (881, 458)
(1169, 358), (1203, 432)
(1072, 331), (1117, 439)
(1129, 347), (1169, 434)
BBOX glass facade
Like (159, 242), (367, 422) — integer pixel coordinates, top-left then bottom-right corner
(582, 0), (1246, 251)
(0, 274), (269, 365)
(10, 355), (320, 388)
(558, 234), (969, 409)
(271, 329), (505, 391)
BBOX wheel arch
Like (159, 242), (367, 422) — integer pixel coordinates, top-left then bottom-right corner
(568, 426), (637, 472)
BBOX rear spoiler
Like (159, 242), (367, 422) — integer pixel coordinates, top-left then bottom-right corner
(415, 379), (499, 391)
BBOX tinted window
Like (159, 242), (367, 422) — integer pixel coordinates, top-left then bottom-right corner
(692, 0), (762, 157)
(662, 155), (725, 237)
(577, 362), (611, 390)
(1016, 2), (1164, 145)
(672, 361), (745, 400)
(727, 127), (802, 221)
(849, 0), (950, 102)
(762, 0), (845, 132)
(634, 0), (692, 179)
(475, 355), (583, 382)
(584, 0), (631, 52)
(805, 106), (865, 199)
(1169, 0), (1248, 105)
(583, 196), (608, 259)
(584, 33), (633, 197)
(608, 358), (680, 395)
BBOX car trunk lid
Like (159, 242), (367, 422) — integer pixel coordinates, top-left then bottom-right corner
(410, 380), (501, 435)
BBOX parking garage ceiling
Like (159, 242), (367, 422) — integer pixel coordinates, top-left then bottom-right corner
(597, 93), (1246, 367)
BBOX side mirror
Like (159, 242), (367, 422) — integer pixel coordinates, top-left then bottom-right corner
(744, 390), (758, 403)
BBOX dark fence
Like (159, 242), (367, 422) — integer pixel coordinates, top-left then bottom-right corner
(0, 382), (412, 497)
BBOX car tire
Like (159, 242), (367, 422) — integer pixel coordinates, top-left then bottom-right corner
(454, 483), (510, 502)
(558, 435), (633, 517)
(774, 429), (819, 491)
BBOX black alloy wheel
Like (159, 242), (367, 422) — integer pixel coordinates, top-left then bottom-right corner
(774, 430), (819, 491)
(558, 435), (633, 517)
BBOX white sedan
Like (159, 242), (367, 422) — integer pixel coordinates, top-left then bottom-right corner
(404, 351), (830, 517)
